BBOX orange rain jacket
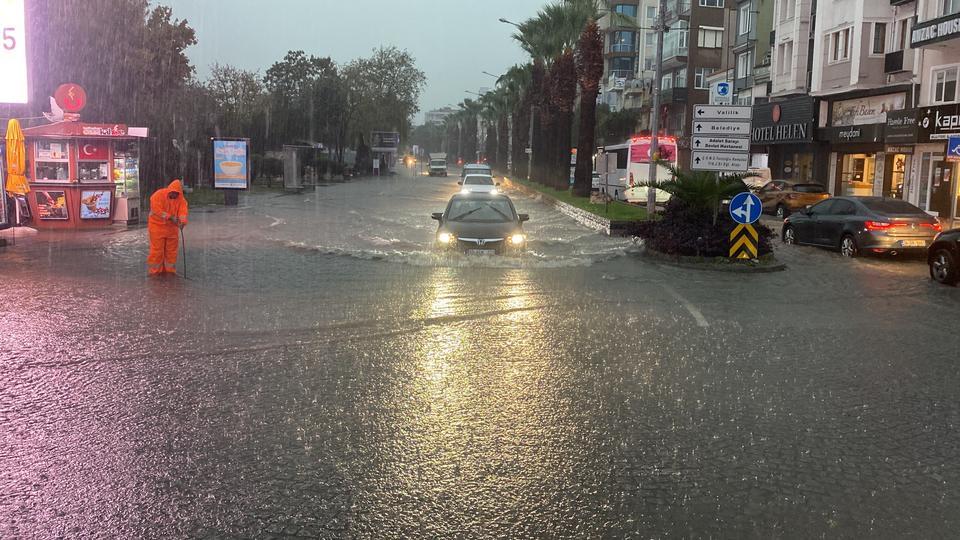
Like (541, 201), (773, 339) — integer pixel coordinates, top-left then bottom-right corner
(148, 179), (189, 235)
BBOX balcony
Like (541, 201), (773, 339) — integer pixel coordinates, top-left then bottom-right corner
(885, 50), (907, 73)
(610, 43), (637, 53)
(666, 0), (691, 20)
(660, 87), (688, 104)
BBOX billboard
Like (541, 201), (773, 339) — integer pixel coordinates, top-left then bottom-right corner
(0, 0), (28, 104)
(79, 190), (112, 219)
(212, 138), (250, 189)
(371, 131), (400, 152)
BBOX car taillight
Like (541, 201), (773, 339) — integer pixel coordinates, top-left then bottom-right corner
(921, 222), (943, 232)
(864, 221), (907, 231)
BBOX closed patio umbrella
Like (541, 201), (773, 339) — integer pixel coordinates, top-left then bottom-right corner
(5, 119), (29, 196)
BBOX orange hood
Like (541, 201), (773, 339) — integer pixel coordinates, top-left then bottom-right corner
(168, 179), (184, 195)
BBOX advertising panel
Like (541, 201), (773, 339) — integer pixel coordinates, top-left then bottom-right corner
(0, 0), (28, 104)
(213, 138), (250, 189)
(79, 190), (112, 219)
(831, 93), (906, 127)
(35, 191), (69, 220)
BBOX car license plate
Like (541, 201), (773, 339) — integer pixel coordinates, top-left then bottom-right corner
(466, 249), (495, 256)
(901, 240), (927, 248)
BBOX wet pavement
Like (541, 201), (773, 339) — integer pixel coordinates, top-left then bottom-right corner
(2, 168), (960, 538)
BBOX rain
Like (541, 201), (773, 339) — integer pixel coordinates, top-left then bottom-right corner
(2, 0), (960, 538)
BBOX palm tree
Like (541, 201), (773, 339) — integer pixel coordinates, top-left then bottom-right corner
(550, 49), (578, 189)
(637, 167), (754, 224)
(573, 20), (604, 197)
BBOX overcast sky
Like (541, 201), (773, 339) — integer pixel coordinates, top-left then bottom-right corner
(157, 0), (544, 124)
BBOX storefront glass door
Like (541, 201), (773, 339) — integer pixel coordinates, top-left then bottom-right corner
(883, 153), (907, 199)
(929, 159), (954, 218)
(840, 154), (876, 196)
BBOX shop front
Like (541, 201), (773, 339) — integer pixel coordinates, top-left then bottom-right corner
(885, 109), (919, 204)
(21, 122), (148, 230)
(751, 97), (828, 185)
(913, 104), (960, 226)
(821, 91), (910, 198)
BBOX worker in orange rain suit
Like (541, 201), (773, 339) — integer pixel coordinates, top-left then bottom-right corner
(147, 179), (189, 275)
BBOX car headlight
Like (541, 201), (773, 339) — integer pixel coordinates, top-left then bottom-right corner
(437, 232), (454, 244)
(509, 233), (525, 246)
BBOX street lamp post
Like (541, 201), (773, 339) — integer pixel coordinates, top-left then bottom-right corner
(499, 17), (534, 180)
(647, 0), (668, 217)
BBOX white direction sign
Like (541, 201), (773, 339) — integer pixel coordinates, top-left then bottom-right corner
(692, 136), (751, 152)
(691, 151), (750, 172)
(0, 0), (29, 104)
(694, 105), (753, 121)
(692, 120), (752, 136)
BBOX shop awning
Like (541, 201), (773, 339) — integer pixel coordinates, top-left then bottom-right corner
(21, 122), (149, 139)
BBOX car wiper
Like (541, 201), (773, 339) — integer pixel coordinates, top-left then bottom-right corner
(490, 206), (512, 221)
(450, 207), (484, 221)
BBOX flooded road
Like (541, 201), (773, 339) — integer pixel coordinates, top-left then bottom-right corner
(2, 168), (960, 538)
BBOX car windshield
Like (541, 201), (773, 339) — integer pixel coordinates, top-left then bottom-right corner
(447, 199), (514, 222)
(463, 176), (494, 185)
(861, 199), (926, 215)
(792, 184), (826, 193)
(430, 160), (444, 166)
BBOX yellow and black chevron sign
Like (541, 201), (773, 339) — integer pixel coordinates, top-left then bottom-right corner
(730, 224), (759, 259)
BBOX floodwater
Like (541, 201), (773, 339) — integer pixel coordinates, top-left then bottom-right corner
(2, 168), (960, 538)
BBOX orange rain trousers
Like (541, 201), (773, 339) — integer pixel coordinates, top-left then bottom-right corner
(148, 230), (180, 275)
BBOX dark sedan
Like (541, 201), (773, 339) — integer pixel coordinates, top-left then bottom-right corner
(431, 193), (529, 255)
(928, 228), (960, 285)
(782, 197), (942, 257)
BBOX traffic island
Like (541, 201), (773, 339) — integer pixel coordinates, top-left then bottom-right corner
(636, 241), (787, 273)
(500, 177), (649, 236)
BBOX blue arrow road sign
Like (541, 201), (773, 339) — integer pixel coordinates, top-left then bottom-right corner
(729, 192), (762, 224)
(948, 135), (960, 162)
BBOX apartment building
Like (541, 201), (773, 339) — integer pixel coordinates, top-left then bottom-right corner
(599, 0), (659, 119)
(749, 0), (828, 182)
(659, 0), (734, 169)
(732, 0), (774, 105)
(810, 0), (914, 202)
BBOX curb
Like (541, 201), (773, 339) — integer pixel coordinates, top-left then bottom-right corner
(637, 244), (787, 273)
(501, 178), (638, 237)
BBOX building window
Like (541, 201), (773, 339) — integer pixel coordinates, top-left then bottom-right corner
(662, 74), (673, 90)
(739, 4), (752, 35)
(700, 0), (724, 7)
(644, 57), (655, 70)
(645, 32), (655, 46)
(828, 27), (851, 63)
(611, 56), (635, 78)
(777, 41), (793, 75)
(612, 31), (637, 52)
(895, 19), (910, 51)
(675, 68), (687, 87)
(679, 20), (688, 49)
(698, 27), (723, 48)
(737, 51), (753, 79)
(694, 67), (713, 89)
(933, 66), (959, 104)
(646, 5), (658, 20)
(737, 89), (752, 105)
(872, 22), (887, 55)
(945, 0), (960, 16)
(613, 4), (639, 17)
(779, 0), (794, 21)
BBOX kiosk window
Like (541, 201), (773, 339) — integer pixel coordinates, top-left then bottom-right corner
(34, 140), (71, 182)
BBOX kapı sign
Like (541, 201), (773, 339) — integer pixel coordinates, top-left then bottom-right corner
(0, 0), (28, 104)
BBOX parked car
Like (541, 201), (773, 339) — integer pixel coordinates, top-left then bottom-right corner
(928, 228), (960, 285)
(431, 193), (529, 255)
(782, 197), (942, 257)
(758, 180), (831, 219)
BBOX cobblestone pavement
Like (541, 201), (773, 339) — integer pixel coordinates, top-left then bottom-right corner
(1, 170), (959, 539)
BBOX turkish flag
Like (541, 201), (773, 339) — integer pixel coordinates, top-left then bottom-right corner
(79, 140), (108, 161)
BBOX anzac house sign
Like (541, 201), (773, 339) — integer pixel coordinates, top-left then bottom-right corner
(911, 12), (960, 48)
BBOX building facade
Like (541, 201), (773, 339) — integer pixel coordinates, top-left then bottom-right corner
(660, 0), (735, 169)
(425, 107), (457, 126)
(599, 0), (659, 131)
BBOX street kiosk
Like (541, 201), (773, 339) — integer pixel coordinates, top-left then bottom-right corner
(21, 121), (148, 229)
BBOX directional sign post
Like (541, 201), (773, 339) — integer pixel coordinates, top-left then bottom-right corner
(947, 135), (960, 162)
(690, 103), (753, 173)
(728, 192), (762, 260)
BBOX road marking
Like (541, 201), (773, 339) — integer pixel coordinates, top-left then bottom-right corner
(663, 285), (710, 328)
